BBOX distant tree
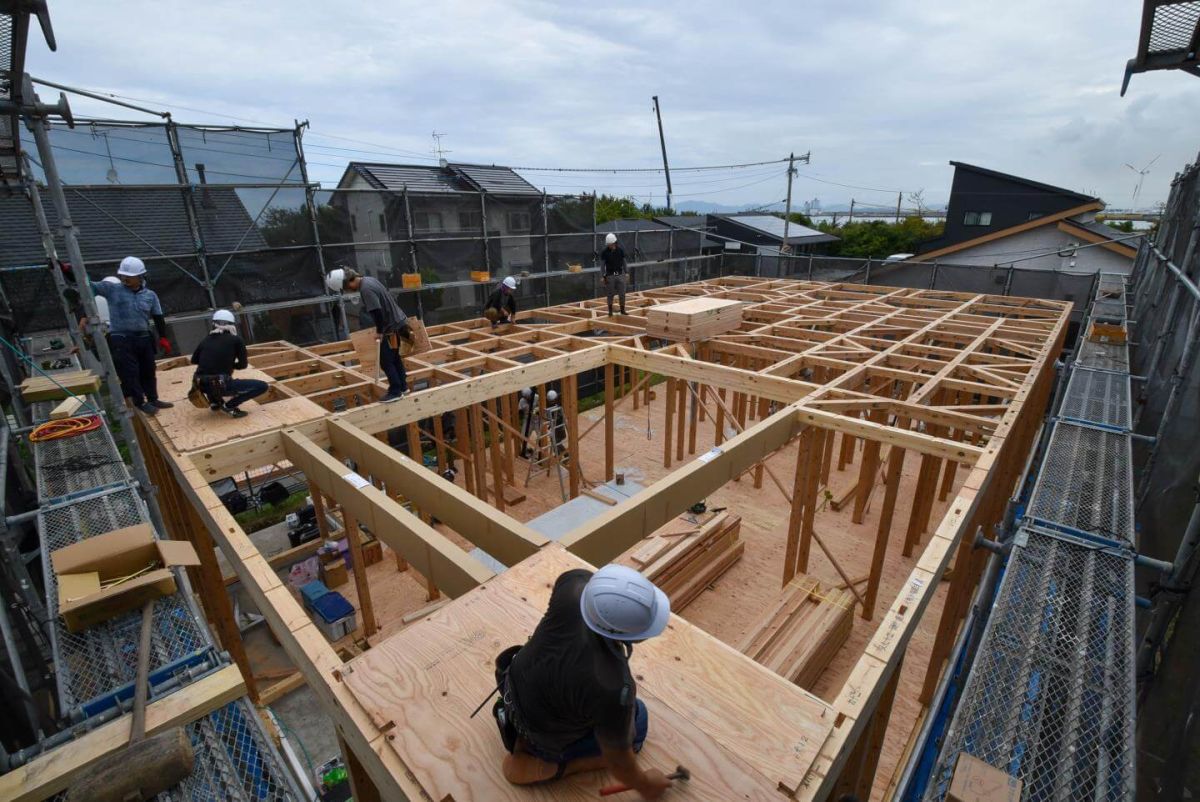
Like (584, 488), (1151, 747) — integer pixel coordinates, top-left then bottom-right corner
(259, 205), (351, 247)
(1105, 220), (1135, 232)
(815, 216), (944, 259)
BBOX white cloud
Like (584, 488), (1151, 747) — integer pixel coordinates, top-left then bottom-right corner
(24, 0), (1194, 208)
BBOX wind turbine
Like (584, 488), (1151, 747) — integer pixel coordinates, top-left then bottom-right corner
(1125, 155), (1160, 208)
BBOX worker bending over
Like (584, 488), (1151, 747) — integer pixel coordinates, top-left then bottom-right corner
(190, 309), (267, 419)
(88, 257), (174, 415)
(484, 276), (519, 326)
(600, 233), (628, 316)
(493, 565), (674, 800)
(326, 268), (412, 402)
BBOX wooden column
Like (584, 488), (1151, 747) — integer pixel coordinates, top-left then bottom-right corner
(783, 427), (813, 586)
(799, 428), (825, 573)
(863, 439), (908, 620)
(471, 404), (488, 502)
(675, 377), (686, 463)
(310, 488), (332, 540)
(432, 413), (448, 475)
(839, 430), (856, 469)
(485, 398), (505, 513)
(904, 452), (941, 557)
(456, 407), (475, 496)
(687, 382), (699, 456)
(499, 394), (515, 484)
(565, 374), (581, 498)
(851, 414), (883, 524)
(340, 509), (378, 638)
(714, 388), (726, 447)
(663, 378), (675, 468)
(632, 367), (641, 411)
(604, 362), (615, 481)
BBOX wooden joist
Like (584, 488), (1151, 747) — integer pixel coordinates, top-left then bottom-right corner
(20, 370), (100, 402)
(740, 576), (854, 691)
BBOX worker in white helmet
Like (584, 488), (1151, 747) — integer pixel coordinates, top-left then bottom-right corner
(85, 256), (174, 415)
(326, 267), (412, 402)
(76, 275), (120, 349)
(492, 565), (672, 798)
(517, 387), (538, 458)
(484, 276), (519, 326)
(599, 233), (627, 316)
(190, 309), (266, 418)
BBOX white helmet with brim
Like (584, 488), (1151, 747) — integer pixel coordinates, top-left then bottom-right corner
(605, 233), (617, 245)
(213, 309), (236, 324)
(117, 256), (146, 277)
(580, 564), (670, 642)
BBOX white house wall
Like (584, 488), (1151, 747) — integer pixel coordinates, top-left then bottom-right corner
(941, 221), (1133, 274)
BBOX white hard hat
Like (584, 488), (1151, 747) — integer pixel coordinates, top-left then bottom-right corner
(502, 276), (518, 290)
(101, 276), (121, 285)
(580, 564), (670, 642)
(117, 256), (146, 277)
(325, 268), (346, 293)
(520, 387), (532, 398)
(547, 389), (558, 402)
(605, 233), (617, 245)
(213, 309), (236, 324)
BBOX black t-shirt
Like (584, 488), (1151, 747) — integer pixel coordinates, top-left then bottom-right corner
(600, 245), (627, 275)
(508, 569), (636, 753)
(191, 332), (248, 375)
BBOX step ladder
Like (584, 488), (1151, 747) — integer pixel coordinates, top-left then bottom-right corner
(524, 403), (568, 502)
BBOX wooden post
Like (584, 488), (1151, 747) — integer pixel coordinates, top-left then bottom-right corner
(432, 413), (448, 475)
(687, 382), (698, 456)
(798, 428), (825, 573)
(852, 415), (883, 525)
(632, 367), (640, 411)
(783, 427), (813, 586)
(456, 407), (475, 496)
(309, 486), (332, 541)
(663, 377), (675, 468)
(499, 394), (515, 484)
(819, 420), (835, 487)
(565, 374), (581, 499)
(485, 398), (505, 513)
(864, 442), (907, 620)
(604, 362), (615, 481)
(904, 452), (941, 557)
(471, 404), (488, 502)
(675, 376), (686, 463)
(341, 509), (378, 638)
(714, 388), (726, 447)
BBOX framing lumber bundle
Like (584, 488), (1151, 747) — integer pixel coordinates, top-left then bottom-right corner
(624, 512), (744, 611)
(645, 296), (744, 341)
(131, 276), (1070, 802)
(20, 369), (100, 402)
(740, 576), (855, 691)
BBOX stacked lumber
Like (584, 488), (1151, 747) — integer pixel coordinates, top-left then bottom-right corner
(739, 575), (854, 691)
(20, 370), (100, 402)
(645, 298), (744, 341)
(624, 512), (743, 611)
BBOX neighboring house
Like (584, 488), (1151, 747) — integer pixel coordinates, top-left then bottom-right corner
(333, 161), (543, 283)
(653, 215), (725, 255)
(913, 162), (1138, 273)
(596, 219), (677, 262)
(706, 213), (839, 255)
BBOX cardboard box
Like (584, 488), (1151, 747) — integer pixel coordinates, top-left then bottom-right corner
(401, 273), (422, 289)
(948, 753), (1022, 802)
(469, 270), (490, 282)
(51, 525), (200, 633)
(321, 560), (348, 588)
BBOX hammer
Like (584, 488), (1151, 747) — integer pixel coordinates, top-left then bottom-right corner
(599, 765), (690, 796)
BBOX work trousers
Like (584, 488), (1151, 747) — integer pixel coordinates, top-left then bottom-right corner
(379, 333), (408, 395)
(223, 378), (269, 409)
(605, 273), (627, 315)
(110, 332), (158, 406)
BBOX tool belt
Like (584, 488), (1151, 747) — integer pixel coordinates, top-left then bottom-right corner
(491, 644), (524, 753)
(190, 373), (229, 408)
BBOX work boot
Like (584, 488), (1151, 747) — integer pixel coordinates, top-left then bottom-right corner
(138, 402), (158, 415)
(150, 399), (174, 409)
(222, 406), (248, 419)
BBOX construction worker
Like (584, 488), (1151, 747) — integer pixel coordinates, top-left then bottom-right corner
(493, 565), (673, 799)
(190, 309), (267, 419)
(517, 387), (536, 458)
(600, 233), (628, 317)
(89, 257), (174, 415)
(326, 268), (411, 402)
(484, 276), (519, 326)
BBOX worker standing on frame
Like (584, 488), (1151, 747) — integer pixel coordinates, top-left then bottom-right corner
(600, 233), (628, 317)
(326, 268), (412, 403)
(190, 309), (268, 418)
(484, 276), (519, 326)
(85, 256), (174, 415)
(492, 565), (674, 799)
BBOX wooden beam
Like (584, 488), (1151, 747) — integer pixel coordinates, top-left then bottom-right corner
(609, 343), (819, 404)
(281, 429), (495, 597)
(0, 665), (245, 802)
(604, 362), (615, 481)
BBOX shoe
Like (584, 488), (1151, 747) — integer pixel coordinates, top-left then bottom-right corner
(381, 393), (403, 404)
(150, 400), (174, 409)
(209, 403), (221, 411)
(221, 406), (248, 419)
(138, 402), (158, 415)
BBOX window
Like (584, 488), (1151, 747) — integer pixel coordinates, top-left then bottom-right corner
(459, 210), (483, 230)
(378, 213), (386, 233)
(507, 211), (532, 233)
(413, 211), (443, 232)
(963, 211), (993, 226)
(351, 214), (358, 233)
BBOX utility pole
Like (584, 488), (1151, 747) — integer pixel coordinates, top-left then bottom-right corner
(781, 153), (796, 254)
(895, 192), (902, 223)
(651, 96), (672, 211)
(849, 199), (856, 224)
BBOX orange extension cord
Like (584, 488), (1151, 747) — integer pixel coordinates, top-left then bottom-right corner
(28, 415), (102, 442)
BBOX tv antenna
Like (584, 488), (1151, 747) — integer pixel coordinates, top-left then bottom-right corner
(1125, 155), (1160, 207)
(431, 131), (451, 163)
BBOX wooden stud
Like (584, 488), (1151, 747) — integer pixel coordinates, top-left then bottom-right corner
(456, 407), (475, 496)
(431, 412), (448, 475)
(499, 393), (515, 484)
(485, 398), (506, 513)
(675, 374), (686, 463)
(339, 508), (378, 638)
(714, 387), (726, 447)
(663, 377), (675, 468)
(798, 427), (825, 573)
(851, 412), (883, 525)
(565, 374), (581, 499)
(604, 362), (615, 481)
(783, 427), (813, 586)
(471, 403), (488, 503)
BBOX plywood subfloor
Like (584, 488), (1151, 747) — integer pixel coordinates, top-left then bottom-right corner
(340, 544), (834, 801)
(506, 388), (959, 801)
(152, 366), (326, 452)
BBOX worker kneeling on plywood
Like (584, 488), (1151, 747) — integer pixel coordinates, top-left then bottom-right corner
(189, 309), (267, 419)
(493, 565), (674, 799)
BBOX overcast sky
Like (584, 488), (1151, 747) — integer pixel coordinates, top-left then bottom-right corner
(25, 0), (1198, 210)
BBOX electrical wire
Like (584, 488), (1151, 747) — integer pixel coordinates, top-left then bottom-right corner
(29, 416), (103, 442)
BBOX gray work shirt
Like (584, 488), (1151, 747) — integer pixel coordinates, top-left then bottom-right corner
(358, 276), (407, 332)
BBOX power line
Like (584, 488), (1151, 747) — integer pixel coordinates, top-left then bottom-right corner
(509, 157), (792, 173)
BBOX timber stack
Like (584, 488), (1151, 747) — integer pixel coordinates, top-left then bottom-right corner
(624, 512), (744, 611)
(739, 575), (854, 690)
(645, 297), (744, 341)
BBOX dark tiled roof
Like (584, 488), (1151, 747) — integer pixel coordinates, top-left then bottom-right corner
(596, 219), (671, 233)
(948, 162), (1099, 205)
(715, 213), (839, 245)
(343, 161), (539, 195)
(453, 163), (540, 195)
(0, 185), (266, 267)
